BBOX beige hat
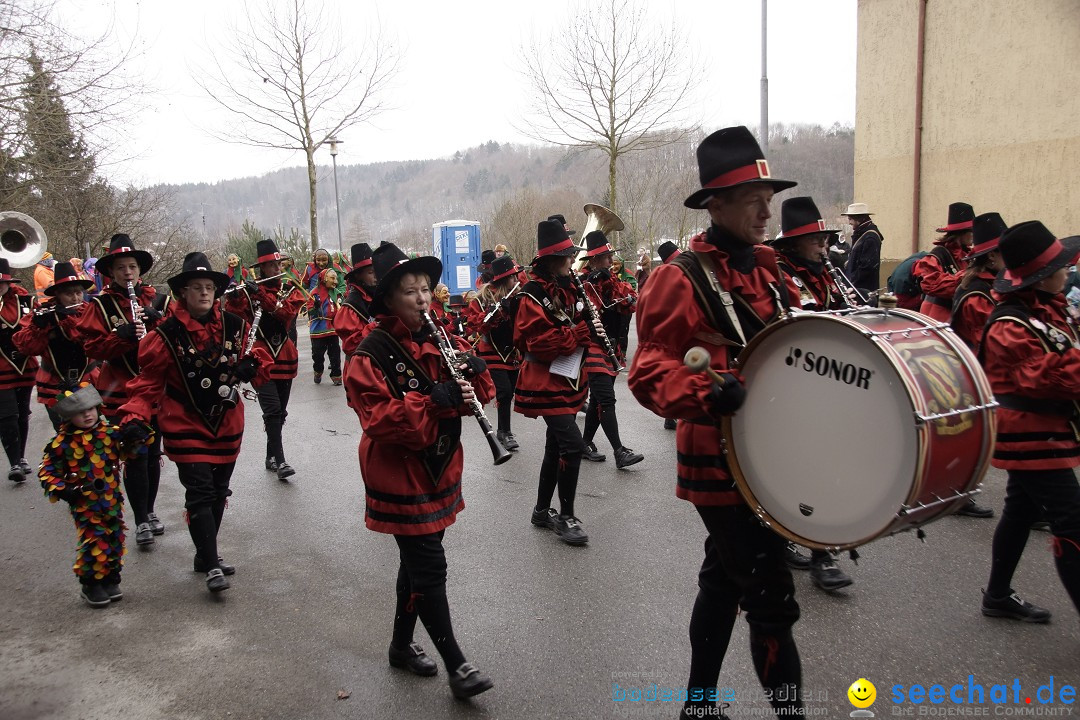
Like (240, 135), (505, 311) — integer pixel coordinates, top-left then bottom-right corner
(841, 202), (874, 216)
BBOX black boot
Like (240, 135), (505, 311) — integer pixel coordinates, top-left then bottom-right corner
(188, 506), (228, 592)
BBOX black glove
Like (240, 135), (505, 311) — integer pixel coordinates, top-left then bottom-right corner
(235, 356), (258, 383)
(32, 311), (53, 328)
(142, 306), (163, 322)
(119, 420), (150, 446)
(708, 373), (747, 416)
(57, 486), (84, 504)
(458, 353), (487, 378)
(55, 303), (79, 318)
(589, 267), (612, 283)
(244, 280), (260, 295)
(115, 323), (138, 341)
(430, 380), (464, 408)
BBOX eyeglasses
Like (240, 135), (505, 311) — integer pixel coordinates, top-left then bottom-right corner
(185, 284), (217, 295)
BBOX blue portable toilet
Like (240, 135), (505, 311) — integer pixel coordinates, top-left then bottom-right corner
(432, 219), (481, 294)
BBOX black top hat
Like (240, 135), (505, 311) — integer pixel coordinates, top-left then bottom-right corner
(548, 214), (576, 236)
(684, 126), (797, 209)
(481, 249), (496, 265)
(993, 221), (1080, 294)
(584, 230), (615, 257)
(532, 220), (581, 264)
(772, 197), (838, 246)
(96, 234), (154, 277)
(967, 213), (1007, 260)
(44, 262), (94, 296)
(490, 256), (520, 284)
(349, 243), (373, 269)
(370, 242), (443, 315)
(657, 241), (681, 264)
(167, 252), (230, 298)
(0, 258), (20, 283)
(936, 202), (975, 234)
(251, 239), (288, 268)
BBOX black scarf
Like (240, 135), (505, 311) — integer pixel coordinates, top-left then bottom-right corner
(707, 224), (757, 274)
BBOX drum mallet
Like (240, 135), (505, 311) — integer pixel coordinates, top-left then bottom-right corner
(683, 346), (728, 384)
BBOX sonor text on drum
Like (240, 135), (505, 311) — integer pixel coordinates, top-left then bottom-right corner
(784, 346), (873, 389)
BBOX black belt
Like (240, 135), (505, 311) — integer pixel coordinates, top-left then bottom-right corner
(924, 294), (952, 308)
(995, 393), (1077, 419)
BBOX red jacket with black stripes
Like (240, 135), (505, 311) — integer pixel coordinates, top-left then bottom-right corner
(0, 285), (38, 391)
(224, 281), (303, 381)
(463, 296), (520, 372)
(13, 309), (98, 406)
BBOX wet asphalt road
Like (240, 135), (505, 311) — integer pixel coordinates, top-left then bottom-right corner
(0, 324), (1076, 720)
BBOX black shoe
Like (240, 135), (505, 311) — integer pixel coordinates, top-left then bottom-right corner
(331, 376), (342, 386)
(194, 555), (236, 576)
(205, 568), (230, 593)
(581, 442), (606, 463)
(80, 584), (111, 608)
(497, 431), (520, 452)
(18, 458), (31, 475)
(531, 506), (558, 530)
(102, 583), (123, 601)
(614, 446), (644, 469)
(449, 662), (493, 699)
(955, 499), (995, 518)
(8, 465), (24, 483)
(147, 512), (165, 535)
(784, 542), (812, 571)
(313, 372), (322, 384)
(554, 514), (589, 546)
(1031, 520), (1051, 532)
(276, 462), (295, 481)
(663, 418), (677, 430)
(389, 642), (438, 677)
(135, 523), (154, 547)
(981, 589), (1051, 623)
(265, 456), (278, 472)
(810, 556), (853, 591)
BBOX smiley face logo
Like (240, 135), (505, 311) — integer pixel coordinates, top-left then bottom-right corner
(848, 678), (876, 709)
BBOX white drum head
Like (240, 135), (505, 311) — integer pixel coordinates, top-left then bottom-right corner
(729, 315), (919, 547)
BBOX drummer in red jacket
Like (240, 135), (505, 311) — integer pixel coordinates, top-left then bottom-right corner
(346, 242), (495, 700)
(914, 202), (975, 320)
(978, 220), (1080, 624)
(118, 253), (270, 594)
(628, 126), (804, 719)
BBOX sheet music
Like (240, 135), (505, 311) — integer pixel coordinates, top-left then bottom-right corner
(548, 347), (584, 379)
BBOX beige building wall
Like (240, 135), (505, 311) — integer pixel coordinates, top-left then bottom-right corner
(855, 0), (1080, 281)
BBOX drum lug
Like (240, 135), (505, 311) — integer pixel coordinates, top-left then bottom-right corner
(915, 401), (999, 423)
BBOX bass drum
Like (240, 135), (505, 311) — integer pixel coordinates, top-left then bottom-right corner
(722, 308), (997, 551)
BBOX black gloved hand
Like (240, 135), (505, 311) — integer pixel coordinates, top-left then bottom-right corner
(589, 267), (611, 283)
(55, 303), (79, 318)
(430, 380), (464, 408)
(119, 420), (151, 446)
(115, 323), (138, 342)
(142, 306), (163, 322)
(707, 373), (747, 416)
(244, 280), (260, 295)
(32, 311), (53, 328)
(235, 356), (258, 383)
(57, 486), (84, 504)
(457, 353), (487, 379)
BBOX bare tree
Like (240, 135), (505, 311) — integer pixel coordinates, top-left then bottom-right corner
(197, 0), (399, 251)
(520, 0), (699, 215)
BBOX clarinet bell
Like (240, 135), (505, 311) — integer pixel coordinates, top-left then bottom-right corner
(490, 432), (513, 466)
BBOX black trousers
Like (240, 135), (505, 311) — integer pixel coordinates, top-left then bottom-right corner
(176, 461), (235, 569)
(392, 531), (466, 671)
(0, 385), (32, 465)
(257, 378), (293, 461)
(986, 467), (1080, 615)
(116, 416), (162, 526)
(311, 335), (341, 378)
(686, 504), (802, 714)
(582, 372), (624, 451)
(536, 413), (585, 518)
(490, 368), (518, 434)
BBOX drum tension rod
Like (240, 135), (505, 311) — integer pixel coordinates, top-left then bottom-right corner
(898, 487), (983, 516)
(915, 401), (999, 423)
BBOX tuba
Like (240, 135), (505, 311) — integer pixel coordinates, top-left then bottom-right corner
(0, 211), (48, 268)
(575, 203), (625, 267)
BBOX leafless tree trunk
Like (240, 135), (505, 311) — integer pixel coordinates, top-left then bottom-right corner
(520, 0), (699, 217)
(197, 0), (399, 251)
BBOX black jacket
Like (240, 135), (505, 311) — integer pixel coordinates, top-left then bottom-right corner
(845, 221), (882, 292)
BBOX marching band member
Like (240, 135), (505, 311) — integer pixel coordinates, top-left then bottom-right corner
(951, 212), (1007, 354)
(335, 243), (376, 357)
(654, 241), (682, 432)
(978, 220), (1080, 623)
(577, 230), (643, 469)
(0, 258), (38, 483)
(225, 239), (304, 481)
(119, 253), (269, 594)
(13, 261), (97, 431)
(307, 268), (342, 386)
(628, 126), (804, 719)
(464, 255), (522, 452)
(347, 242), (495, 699)
(914, 202), (975, 320)
(76, 234), (165, 546)
(514, 220), (597, 546)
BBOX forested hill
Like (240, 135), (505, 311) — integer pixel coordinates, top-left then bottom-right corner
(158, 123), (853, 259)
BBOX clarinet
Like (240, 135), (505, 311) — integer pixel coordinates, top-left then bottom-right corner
(126, 281), (146, 339)
(571, 272), (624, 372)
(822, 255), (866, 308)
(482, 281), (521, 324)
(221, 309), (263, 410)
(421, 312), (512, 466)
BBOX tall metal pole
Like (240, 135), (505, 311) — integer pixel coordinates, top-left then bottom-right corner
(328, 137), (344, 254)
(760, 0), (768, 152)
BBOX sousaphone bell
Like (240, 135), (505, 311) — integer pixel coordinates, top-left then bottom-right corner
(0, 211), (49, 268)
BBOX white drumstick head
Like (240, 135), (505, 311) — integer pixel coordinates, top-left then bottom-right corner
(683, 346), (711, 373)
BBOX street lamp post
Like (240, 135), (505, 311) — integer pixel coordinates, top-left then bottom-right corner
(328, 137), (344, 254)
(760, 0), (768, 152)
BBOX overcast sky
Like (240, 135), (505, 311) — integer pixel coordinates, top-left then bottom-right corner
(60, 0), (856, 188)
